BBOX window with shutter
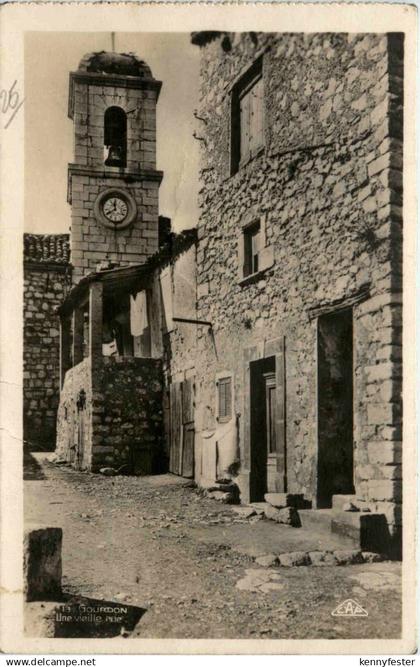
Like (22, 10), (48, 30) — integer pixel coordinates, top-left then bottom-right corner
(248, 76), (264, 155)
(231, 58), (264, 174)
(218, 377), (232, 422)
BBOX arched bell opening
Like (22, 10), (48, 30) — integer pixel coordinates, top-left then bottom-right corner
(104, 106), (127, 167)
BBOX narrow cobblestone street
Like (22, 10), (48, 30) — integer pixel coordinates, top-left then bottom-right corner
(25, 454), (402, 640)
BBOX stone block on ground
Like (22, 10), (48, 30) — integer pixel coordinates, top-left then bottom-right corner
(24, 526), (62, 602)
(278, 551), (310, 567)
(264, 493), (305, 509)
(362, 551), (384, 563)
(206, 490), (237, 504)
(231, 506), (257, 519)
(331, 511), (390, 553)
(255, 553), (279, 567)
(308, 551), (338, 566)
(264, 504), (301, 527)
(333, 549), (364, 565)
(249, 502), (269, 515)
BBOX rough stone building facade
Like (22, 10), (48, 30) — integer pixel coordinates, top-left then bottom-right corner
(187, 32), (403, 553)
(23, 234), (71, 449)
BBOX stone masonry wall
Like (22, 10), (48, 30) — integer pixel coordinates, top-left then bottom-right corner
(163, 244), (198, 383)
(24, 266), (71, 450)
(95, 357), (164, 473)
(192, 33), (403, 541)
(56, 356), (164, 473)
(72, 82), (157, 171)
(69, 172), (160, 283)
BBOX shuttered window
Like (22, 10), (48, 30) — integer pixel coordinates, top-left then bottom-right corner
(218, 377), (232, 422)
(231, 58), (264, 175)
(239, 76), (264, 159)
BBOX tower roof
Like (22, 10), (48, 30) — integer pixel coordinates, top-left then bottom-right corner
(68, 50), (161, 119)
(78, 51), (153, 79)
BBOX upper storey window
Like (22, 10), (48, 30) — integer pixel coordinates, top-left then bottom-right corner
(243, 222), (261, 277)
(104, 106), (127, 168)
(231, 58), (264, 175)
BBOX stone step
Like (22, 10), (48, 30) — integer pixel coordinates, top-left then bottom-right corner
(249, 502), (271, 515)
(264, 493), (306, 509)
(332, 494), (358, 511)
(299, 509), (337, 534)
(299, 509), (390, 553)
(331, 511), (390, 553)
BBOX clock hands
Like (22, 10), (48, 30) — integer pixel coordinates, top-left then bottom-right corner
(98, 192), (132, 228)
(104, 196), (127, 223)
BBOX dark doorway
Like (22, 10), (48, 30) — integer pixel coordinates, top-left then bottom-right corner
(250, 356), (277, 502)
(317, 308), (354, 507)
(75, 389), (87, 470)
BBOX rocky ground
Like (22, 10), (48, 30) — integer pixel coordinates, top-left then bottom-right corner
(24, 453), (402, 640)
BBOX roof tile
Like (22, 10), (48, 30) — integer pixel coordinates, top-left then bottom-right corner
(24, 234), (70, 265)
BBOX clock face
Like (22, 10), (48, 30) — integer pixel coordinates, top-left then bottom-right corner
(102, 196), (128, 224)
(94, 188), (137, 230)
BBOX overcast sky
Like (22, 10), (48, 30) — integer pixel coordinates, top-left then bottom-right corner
(24, 32), (200, 234)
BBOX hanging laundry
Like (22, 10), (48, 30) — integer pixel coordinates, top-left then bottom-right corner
(130, 291), (148, 337)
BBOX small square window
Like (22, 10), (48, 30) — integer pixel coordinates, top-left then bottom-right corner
(218, 377), (232, 422)
(231, 58), (264, 174)
(243, 223), (261, 277)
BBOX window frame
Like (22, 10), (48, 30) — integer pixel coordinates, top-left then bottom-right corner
(242, 221), (262, 278)
(216, 375), (233, 424)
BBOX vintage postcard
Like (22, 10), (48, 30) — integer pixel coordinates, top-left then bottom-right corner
(0, 1), (417, 656)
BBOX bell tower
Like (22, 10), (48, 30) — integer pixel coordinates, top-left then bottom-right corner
(68, 51), (163, 283)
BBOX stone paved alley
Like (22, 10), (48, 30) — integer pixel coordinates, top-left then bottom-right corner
(24, 453), (401, 640)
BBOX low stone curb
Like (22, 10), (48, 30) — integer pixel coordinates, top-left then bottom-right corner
(254, 550), (384, 568)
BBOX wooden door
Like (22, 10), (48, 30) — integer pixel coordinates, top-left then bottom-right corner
(250, 357), (274, 501)
(249, 345), (286, 501)
(169, 378), (195, 478)
(181, 378), (195, 478)
(169, 382), (182, 475)
(264, 372), (277, 492)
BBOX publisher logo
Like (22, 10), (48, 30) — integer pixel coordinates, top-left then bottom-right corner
(331, 598), (368, 617)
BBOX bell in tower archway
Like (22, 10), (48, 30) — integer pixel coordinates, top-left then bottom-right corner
(104, 144), (124, 167)
(104, 106), (127, 168)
